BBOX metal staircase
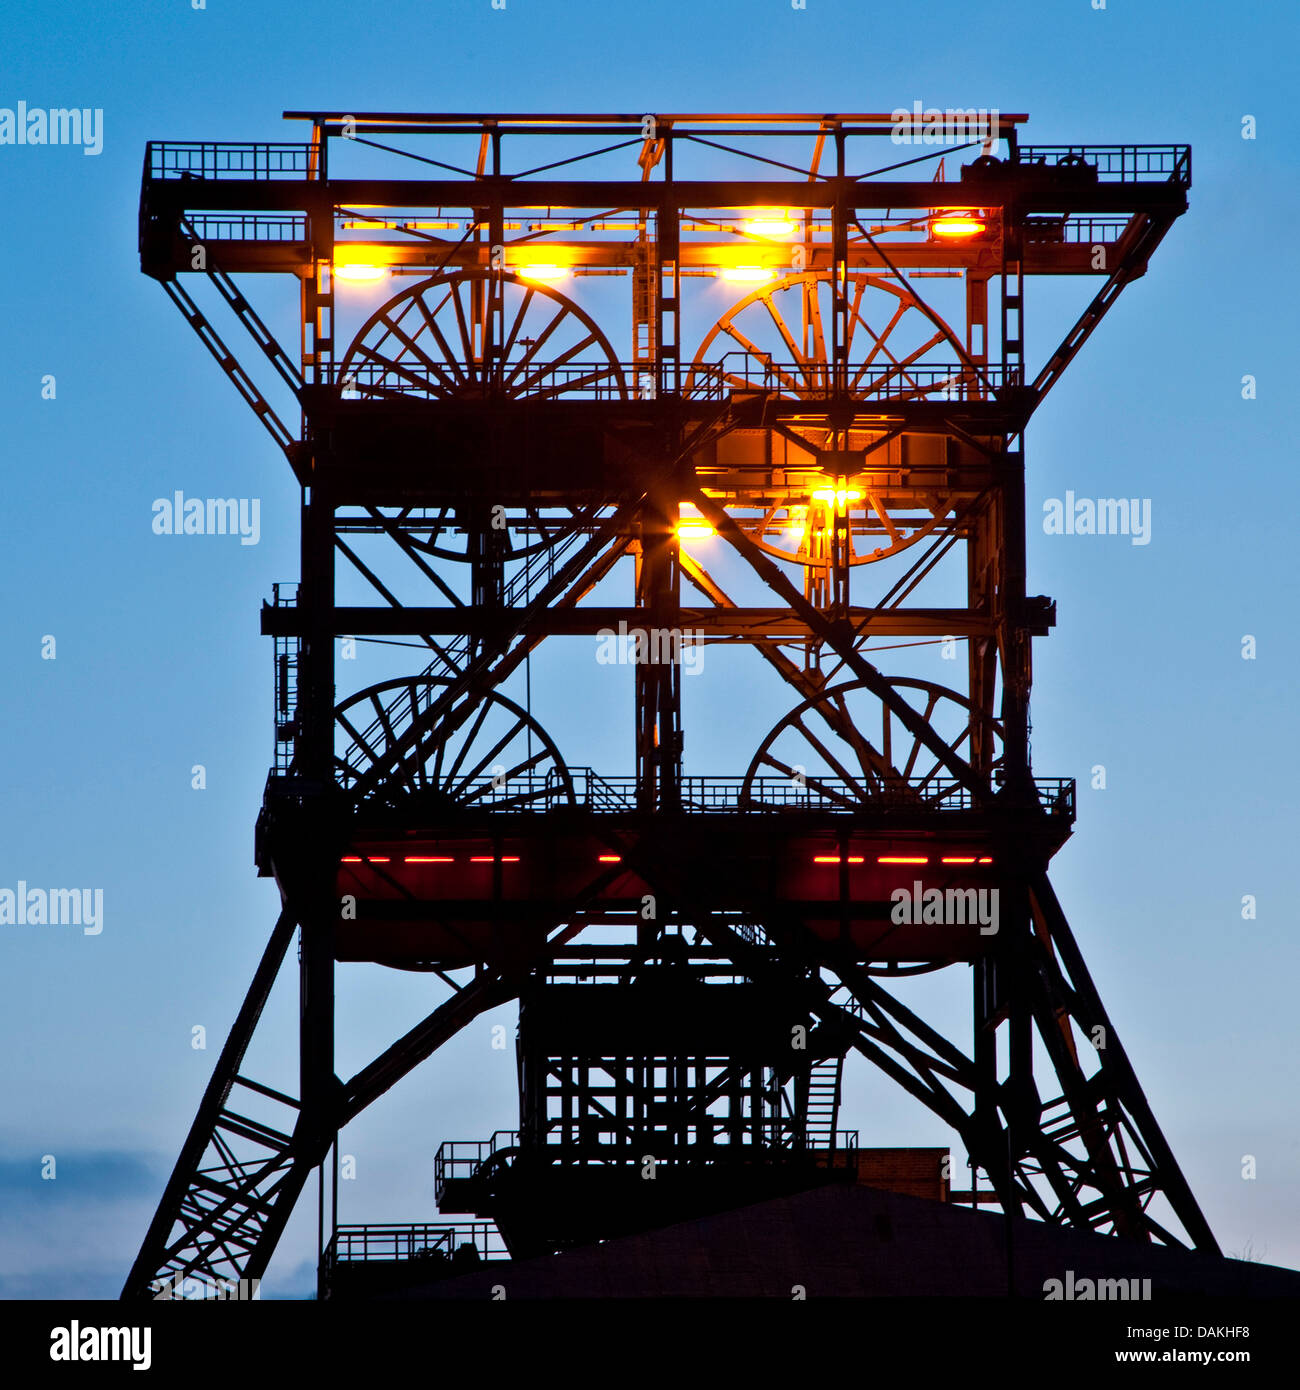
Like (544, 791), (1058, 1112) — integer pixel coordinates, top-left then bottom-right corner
(804, 1054), (844, 1151)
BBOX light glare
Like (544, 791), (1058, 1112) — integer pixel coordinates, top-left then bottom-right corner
(719, 265), (774, 284)
(516, 263), (568, 282)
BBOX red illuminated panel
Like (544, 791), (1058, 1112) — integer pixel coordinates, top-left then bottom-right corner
(878, 856), (928, 865)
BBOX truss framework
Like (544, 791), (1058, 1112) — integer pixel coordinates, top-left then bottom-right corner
(123, 113), (1210, 1300)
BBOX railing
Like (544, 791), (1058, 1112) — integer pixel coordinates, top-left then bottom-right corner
(436, 1128), (863, 1192)
(146, 141), (320, 180)
(1014, 145), (1191, 185)
(337, 767), (1075, 818)
(336, 358), (1019, 404)
(580, 768), (632, 812)
(1025, 216), (1132, 245)
(341, 359), (631, 402)
(185, 213), (308, 242)
(435, 1132), (519, 1204)
(690, 358), (1018, 403)
(533, 1125), (839, 1156)
(323, 1221), (508, 1268)
(1034, 777), (1076, 820)
(144, 139), (1189, 187)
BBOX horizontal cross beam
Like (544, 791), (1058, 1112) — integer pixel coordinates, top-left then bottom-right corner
(261, 605), (999, 639)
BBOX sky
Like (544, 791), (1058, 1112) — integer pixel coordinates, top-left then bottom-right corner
(0, 0), (1297, 1299)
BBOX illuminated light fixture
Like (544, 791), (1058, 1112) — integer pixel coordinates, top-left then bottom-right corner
(811, 487), (863, 508)
(941, 856), (977, 865)
(978, 856), (994, 864)
(718, 265), (774, 284)
(878, 855), (929, 865)
(516, 263), (568, 282)
(813, 855), (865, 864)
(470, 855), (521, 863)
(341, 856), (361, 863)
(334, 263), (385, 282)
(404, 856), (453, 864)
(930, 209), (987, 240)
(744, 209), (797, 236)
(598, 854), (623, 863)
(676, 505), (715, 539)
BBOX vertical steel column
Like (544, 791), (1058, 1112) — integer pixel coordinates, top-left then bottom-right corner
(830, 131), (849, 398)
(468, 503), (506, 661)
(632, 239), (655, 393)
(998, 450), (1033, 793)
(655, 190), (680, 399)
(634, 485), (683, 810)
(830, 497), (851, 618)
(965, 273), (989, 401)
(487, 127), (505, 389)
(1000, 211), (1024, 387)
(967, 490), (999, 779)
(297, 479), (337, 1136)
(303, 200), (334, 389)
(998, 203), (1029, 791)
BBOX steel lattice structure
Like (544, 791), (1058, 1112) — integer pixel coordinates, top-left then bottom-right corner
(122, 112), (1211, 1301)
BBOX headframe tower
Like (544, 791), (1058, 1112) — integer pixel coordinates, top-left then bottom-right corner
(122, 113), (1207, 1298)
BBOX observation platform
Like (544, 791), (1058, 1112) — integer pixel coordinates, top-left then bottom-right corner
(257, 771), (1074, 968)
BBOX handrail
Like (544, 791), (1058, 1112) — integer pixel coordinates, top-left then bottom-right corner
(331, 767), (1076, 817)
(435, 1132), (520, 1203)
(145, 138), (1189, 186)
(185, 213), (308, 242)
(435, 1128), (866, 1191)
(1014, 144), (1191, 185)
(323, 1220), (508, 1265)
(336, 357), (1019, 403)
(146, 141), (320, 180)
